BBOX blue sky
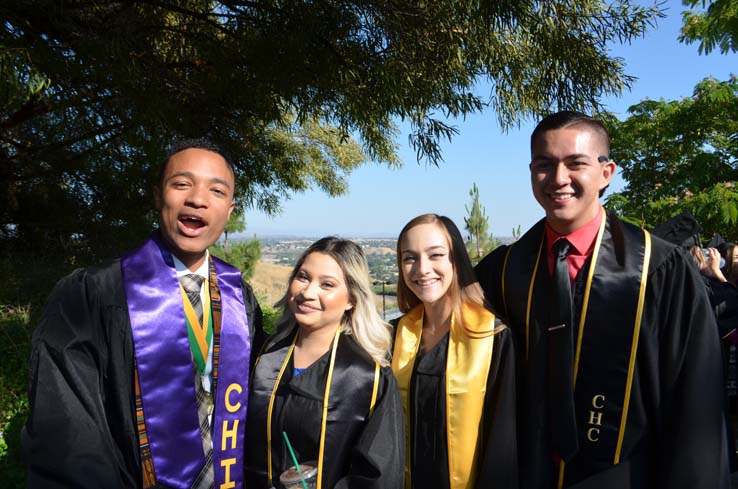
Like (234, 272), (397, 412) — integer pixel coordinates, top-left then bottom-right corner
(245, 0), (737, 239)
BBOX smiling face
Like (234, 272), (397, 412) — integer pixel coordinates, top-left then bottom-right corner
(530, 127), (615, 234)
(399, 222), (455, 307)
(155, 148), (235, 270)
(288, 252), (353, 333)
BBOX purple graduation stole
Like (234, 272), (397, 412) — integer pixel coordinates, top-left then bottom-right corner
(121, 232), (251, 489)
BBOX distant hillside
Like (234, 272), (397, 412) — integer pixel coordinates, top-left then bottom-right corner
(251, 261), (292, 307)
(363, 246), (394, 255)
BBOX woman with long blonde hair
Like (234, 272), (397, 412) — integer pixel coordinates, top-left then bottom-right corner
(245, 237), (404, 489)
(392, 214), (517, 489)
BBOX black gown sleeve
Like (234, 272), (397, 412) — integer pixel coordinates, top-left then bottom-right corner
(705, 277), (738, 339)
(241, 277), (266, 368)
(333, 366), (405, 489)
(475, 245), (510, 321)
(476, 326), (518, 489)
(22, 268), (137, 489)
(645, 246), (730, 488)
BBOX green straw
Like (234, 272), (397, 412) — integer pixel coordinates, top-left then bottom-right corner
(282, 431), (309, 489)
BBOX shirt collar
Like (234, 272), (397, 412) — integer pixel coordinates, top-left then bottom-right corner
(171, 250), (210, 280)
(545, 206), (603, 256)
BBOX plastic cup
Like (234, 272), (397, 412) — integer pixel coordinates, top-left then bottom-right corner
(279, 461), (318, 489)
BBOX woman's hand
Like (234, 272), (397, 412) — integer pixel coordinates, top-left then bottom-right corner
(705, 247), (728, 282)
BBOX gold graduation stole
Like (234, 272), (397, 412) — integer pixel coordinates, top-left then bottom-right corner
(392, 302), (497, 489)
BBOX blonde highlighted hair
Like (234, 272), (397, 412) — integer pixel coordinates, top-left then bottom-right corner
(689, 245), (707, 271)
(396, 214), (488, 328)
(274, 237), (392, 366)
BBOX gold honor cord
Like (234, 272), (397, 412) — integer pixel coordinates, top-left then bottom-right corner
(317, 328), (342, 489)
(614, 230), (651, 464)
(525, 239), (545, 361)
(556, 215), (651, 488)
(501, 246), (512, 320)
(572, 211), (607, 387)
(179, 281), (212, 372)
(265, 328), (376, 489)
(557, 210), (606, 489)
(368, 363), (380, 417)
(266, 334), (298, 486)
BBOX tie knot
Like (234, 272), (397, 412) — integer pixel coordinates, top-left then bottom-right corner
(554, 238), (571, 259)
(180, 273), (204, 294)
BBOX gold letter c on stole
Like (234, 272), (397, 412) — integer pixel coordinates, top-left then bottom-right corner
(586, 394), (605, 442)
(225, 383), (243, 413)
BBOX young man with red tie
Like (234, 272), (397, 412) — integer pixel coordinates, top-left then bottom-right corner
(476, 111), (729, 488)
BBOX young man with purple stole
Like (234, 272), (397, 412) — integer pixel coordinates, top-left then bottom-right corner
(22, 140), (264, 489)
(476, 111), (730, 488)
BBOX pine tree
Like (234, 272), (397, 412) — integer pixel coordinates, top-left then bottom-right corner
(223, 210), (247, 257)
(464, 183), (496, 264)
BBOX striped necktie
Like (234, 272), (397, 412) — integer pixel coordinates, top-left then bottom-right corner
(179, 273), (214, 488)
(191, 374), (214, 489)
(180, 274), (204, 323)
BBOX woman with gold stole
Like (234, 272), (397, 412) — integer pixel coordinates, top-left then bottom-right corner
(245, 237), (405, 489)
(392, 214), (517, 489)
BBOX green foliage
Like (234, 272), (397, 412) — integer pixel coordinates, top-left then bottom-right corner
(372, 283), (398, 297)
(1, 0), (662, 262)
(512, 224), (522, 241)
(223, 209), (247, 257)
(224, 210), (247, 238)
(606, 76), (738, 240)
(0, 305), (30, 488)
(366, 253), (397, 284)
(464, 183), (499, 264)
(210, 238), (261, 281)
(212, 207), (261, 279)
(0, 250), (74, 487)
(680, 0), (738, 55)
(260, 303), (282, 336)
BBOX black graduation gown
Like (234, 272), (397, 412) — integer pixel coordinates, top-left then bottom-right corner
(702, 275), (738, 471)
(405, 327), (518, 489)
(21, 258), (265, 489)
(245, 326), (405, 489)
(475, 211), (730, 489)
(704, 276), (738, 340)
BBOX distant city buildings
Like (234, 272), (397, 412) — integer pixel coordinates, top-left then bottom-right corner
(260, 237), (400, 284)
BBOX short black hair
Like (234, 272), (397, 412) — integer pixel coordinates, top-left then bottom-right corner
(157, 138), (235, 187)
(530, 110), (610, 156)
